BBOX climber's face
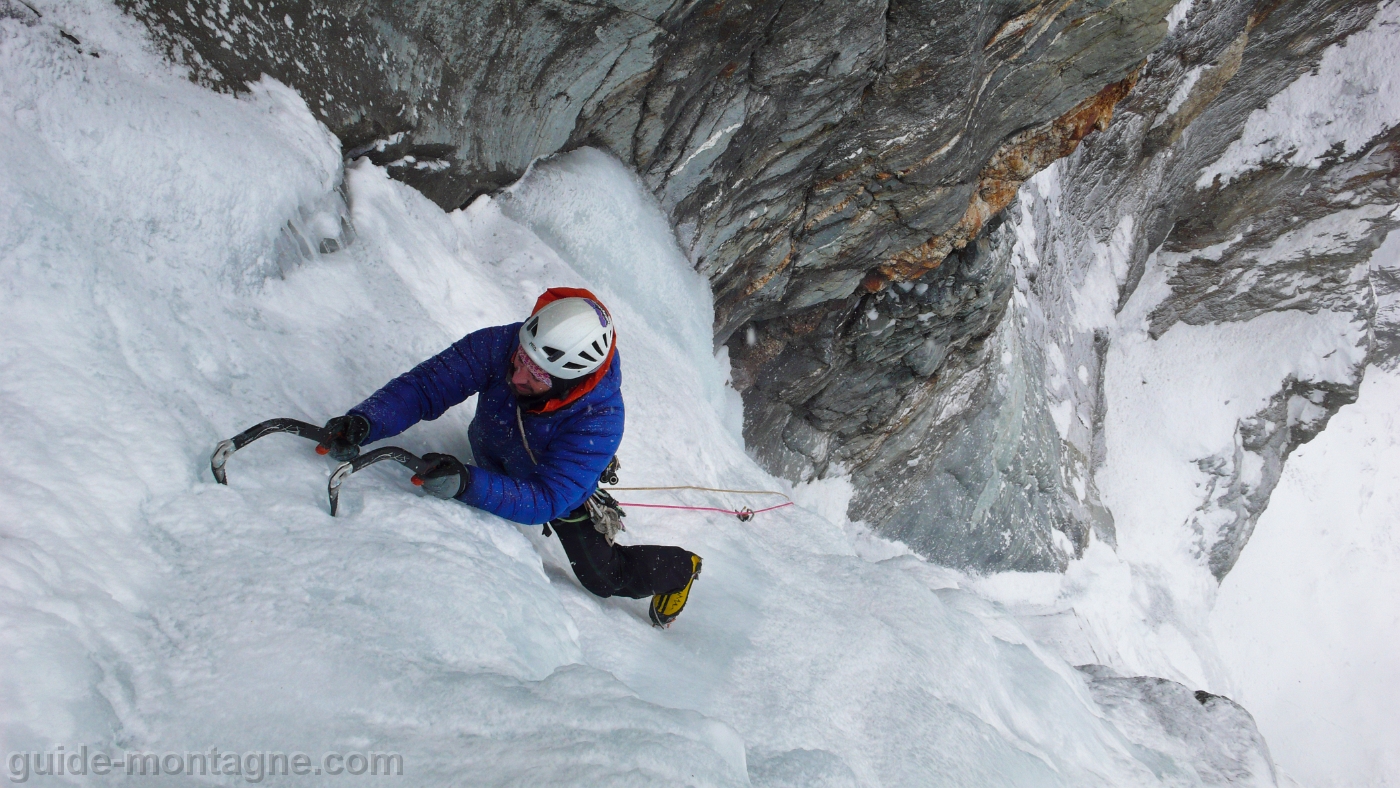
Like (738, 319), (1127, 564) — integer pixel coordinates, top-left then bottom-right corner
(510, 345), (553, 398)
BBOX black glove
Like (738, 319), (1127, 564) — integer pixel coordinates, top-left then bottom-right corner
(318, 414), (370, 461)
(414, 452), (470, 500)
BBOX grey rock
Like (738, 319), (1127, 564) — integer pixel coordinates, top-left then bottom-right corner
(122, 0), (1172, 450)
(904, 334), (949, 378)
(1196, 378), (1361, 578)
(1372, 236), (1400, 367)
(855, 0), (1395, 574)
(0, 0), (40, 25)
(839, 225), (1093, 571)
(1077, 666), (1279, 787)
(1151, 126), (1400, 338)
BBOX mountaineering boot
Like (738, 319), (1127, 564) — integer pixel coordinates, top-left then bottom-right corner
(649, 554), (702, 628)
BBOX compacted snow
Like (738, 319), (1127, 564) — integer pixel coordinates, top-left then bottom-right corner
(1211, 363), (1400, 788)
(1198, 0), (1400, 187)
(1210, 233), (1400, 788)
(0, 4), (1281, 786)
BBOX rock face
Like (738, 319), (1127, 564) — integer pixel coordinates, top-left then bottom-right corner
(122, 0), (1397, 575)
(870, 0), (1397, 575)
(1077, 665), (1279, 786)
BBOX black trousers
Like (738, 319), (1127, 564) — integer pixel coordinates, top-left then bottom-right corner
(550, 511), (695, 599)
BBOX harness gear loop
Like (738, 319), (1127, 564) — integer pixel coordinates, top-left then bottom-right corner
(542, 507), (590, 537)
(585, 487), (627, 545)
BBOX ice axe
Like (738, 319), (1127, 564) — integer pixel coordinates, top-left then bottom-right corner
(327, 447), (431, 516)
(209, 418), (338, 485)
(210, 418), (432, 515)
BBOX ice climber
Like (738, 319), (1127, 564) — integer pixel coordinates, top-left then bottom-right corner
(318, 288), (703, 627)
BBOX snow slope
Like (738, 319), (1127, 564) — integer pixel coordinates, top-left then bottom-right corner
(1198, 0), (1400, 187)
(1211, 365), (1400, 788)
(0, 4), (1275, 786)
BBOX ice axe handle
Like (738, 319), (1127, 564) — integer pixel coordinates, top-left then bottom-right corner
(327, 446), (429, 516)
(210, 418), (335, 485)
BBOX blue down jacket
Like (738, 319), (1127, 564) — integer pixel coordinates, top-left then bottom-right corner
(348, 323), (624, 524)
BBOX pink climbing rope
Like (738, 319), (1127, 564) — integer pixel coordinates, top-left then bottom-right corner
(608, 484), (793, 521)
(616, 500), (794, 520)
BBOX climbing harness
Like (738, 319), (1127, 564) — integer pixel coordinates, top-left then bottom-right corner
(584, 487), (627, 545)
(519, 406), (626, 540)
(519, 407), (793, 524)
(608, 484), (791, 497)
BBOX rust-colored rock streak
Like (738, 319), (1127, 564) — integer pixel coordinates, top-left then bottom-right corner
(878, 71), (1140, 283)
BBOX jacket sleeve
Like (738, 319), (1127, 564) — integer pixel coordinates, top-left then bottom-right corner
(459, 402), (624, 525)
(349, 324), (515, 444)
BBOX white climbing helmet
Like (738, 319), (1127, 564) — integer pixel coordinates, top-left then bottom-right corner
(518, 297), (615, 379)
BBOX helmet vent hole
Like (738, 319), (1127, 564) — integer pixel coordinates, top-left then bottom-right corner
(563, 362), (585, 370)
(579, 351), (595, 362)
(543, 346), (564, 362)
(525, 317), (539, 336)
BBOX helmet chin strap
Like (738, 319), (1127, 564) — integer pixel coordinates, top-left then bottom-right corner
(514, 388), (552, 408)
